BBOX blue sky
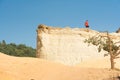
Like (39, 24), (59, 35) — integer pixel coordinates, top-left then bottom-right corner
(0, 0), (120, 48)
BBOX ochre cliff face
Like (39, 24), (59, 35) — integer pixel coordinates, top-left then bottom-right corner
(36, 24), (120, 65)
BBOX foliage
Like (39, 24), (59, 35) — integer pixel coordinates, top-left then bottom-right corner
(84, 33), (120, 69)
(0, 40), (36, 57)
(84, 34), (119, 55)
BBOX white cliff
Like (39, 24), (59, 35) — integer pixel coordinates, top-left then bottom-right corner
(36, 24), (120, 65)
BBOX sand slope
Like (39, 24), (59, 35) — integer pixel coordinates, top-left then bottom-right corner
(0, 52), (120, 80)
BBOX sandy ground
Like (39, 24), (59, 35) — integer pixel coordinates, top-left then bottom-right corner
(0, 52), (120, 80)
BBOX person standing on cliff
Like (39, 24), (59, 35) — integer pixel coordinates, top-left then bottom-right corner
(84, 20), (89, 28)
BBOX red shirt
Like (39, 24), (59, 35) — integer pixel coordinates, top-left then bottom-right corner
(85, 21), (89, 26)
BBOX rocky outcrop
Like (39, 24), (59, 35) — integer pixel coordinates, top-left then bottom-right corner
(36, 24), (120, 65)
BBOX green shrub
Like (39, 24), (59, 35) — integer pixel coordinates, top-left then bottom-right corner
(0, 40), (36, 57)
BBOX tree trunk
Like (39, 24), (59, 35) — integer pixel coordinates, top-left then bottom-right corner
(110, 57), (115, 69)
(107, 32), (115, 69)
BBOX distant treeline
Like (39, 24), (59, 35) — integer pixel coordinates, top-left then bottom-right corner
(0, 40), (36, 57)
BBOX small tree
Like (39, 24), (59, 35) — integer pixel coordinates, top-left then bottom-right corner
(84, 32), (120, 69)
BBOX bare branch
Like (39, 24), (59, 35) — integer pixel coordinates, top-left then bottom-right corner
(114, 41), (120, 44)
(115, 51), (120, 57)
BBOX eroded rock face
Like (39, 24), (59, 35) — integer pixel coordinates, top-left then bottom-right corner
(36, 24), (120, 65)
